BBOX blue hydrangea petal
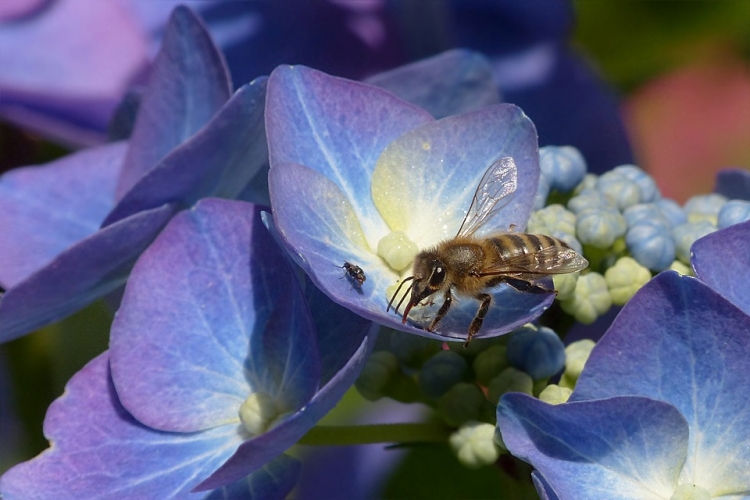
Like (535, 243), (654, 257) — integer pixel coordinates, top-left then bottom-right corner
(365, 49), (500, 119)
(266, 65), (434, 242)
(498, 394), (688, 500)
(692, 220), (750, 315)
(715, 169), (750, 201)
(205, 454), (300, 500)
(116, 6), (232, 199)
(371, 103), (540, 246)
(531, 472), (559, 500)
(0, 353), (240, 500)
(0, 142), (125, 288)
(103, 79), (268, 226)
(269, 162), (553, 342)
(571, 271), (750, 492)
(194, 323), (378, 491)
(0, 203), (175, 343)
(110, 199), (319, 432)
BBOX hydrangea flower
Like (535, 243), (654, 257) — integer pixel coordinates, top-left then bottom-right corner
(0, 198), (377, 498)
(0, 7), (267, 343)
(266, 64), (555, 342)
(498, 271), (750, 500)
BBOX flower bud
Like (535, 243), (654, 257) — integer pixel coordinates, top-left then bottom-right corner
(437, 383), (485, 427)
(527, 204), (577, 236)
(684, 194), (727, 226)
(419, 350), (468, 400)
(560, 272), (612, 324)
(506, 326), (565, 380)
(559, 339), (596, 389)
(553, 272), (579, 301)
(533, 172), (551, 211)
(718, 200), (750, 229)
(355, 350), (400, 401)
(605, 257), (652, 306)
(613, 165), (660, 203)
(669, 260), (693, 276)
(539, 146), (587, 193)
(568, 188), (609, 214)
(538, 384), (573, 405)
(575, 207), (626, 248)
(625, 219), (676, 271)
(672, 221), (715, 263)
(473, 345), (509, 386)
(487, 368), (533, 405)
(656, 198), (686, 227)
(239, 392), (281, 436)
(449, 422), (500, 469)
(596, 171), (641, 210)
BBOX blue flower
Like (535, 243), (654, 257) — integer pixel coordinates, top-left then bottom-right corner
(0, 199), (376, 498)
(498, 271), (750, 499)
(715, 168), (750, 201)
(0, 7), (267, 342)
(266, 65), (555, 342)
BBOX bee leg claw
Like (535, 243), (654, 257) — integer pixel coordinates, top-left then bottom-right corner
(465, 293), (492, 347)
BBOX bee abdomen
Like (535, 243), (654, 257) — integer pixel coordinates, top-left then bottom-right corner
(488, 233), (569, 263)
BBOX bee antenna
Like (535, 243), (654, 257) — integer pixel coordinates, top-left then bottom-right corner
(394, 280), (416, 316)
(387, 276), (413, 313)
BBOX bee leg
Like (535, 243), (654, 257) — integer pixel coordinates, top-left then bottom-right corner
(505, 278), (556, 295)
(427, 289), (452, 332)
(465, 293), (492, 347)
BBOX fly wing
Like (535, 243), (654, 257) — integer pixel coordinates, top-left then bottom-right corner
(478, 245), (589, 276)
(456, 157), (518, 238)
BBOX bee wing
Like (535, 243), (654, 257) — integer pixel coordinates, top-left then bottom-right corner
(456, 157), (518, 238)
(479, 245), (589, 276)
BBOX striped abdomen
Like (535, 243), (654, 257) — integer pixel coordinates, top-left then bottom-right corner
(487, 233), (571, 271)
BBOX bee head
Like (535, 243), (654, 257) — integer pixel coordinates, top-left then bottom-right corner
(399, 252), (446, 323)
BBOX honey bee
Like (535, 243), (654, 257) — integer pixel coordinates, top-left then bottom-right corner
(387, 157), (588, 346)
(338, 261), (366, 287)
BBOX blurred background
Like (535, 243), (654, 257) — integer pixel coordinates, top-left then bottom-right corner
(1, 1), (748, 497)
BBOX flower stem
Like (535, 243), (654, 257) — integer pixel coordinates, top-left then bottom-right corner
(297, 423), (451, 446)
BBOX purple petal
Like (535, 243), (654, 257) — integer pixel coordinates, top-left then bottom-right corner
(104, 78), (268, 226)
(116, 5), (231, 199)
(365, 49), (500, 119)
(0, 0), (148, 145)
(205, 454), (300, 500)
(195, 323), (378, 491)
(266, 64), (433, 239)
(0, 204), (175, 343)
(0, 353), (239, 500)
(572, 271), (750, 492)
(692, 220), (750, 315)
(715, 168), (750, 201)
(110, 199), (319, 432)
(498, 394), (688, 500)
(0, 142), (125, 288)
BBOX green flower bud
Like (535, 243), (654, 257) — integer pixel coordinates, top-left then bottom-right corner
(239, 392), (281, 436)
(449, 422), (500, 469)
(487, 367), (533, 405)
(553, 272), (579, 301)
(437, 383), (485, 427)
(473, 345), (509, 386)
(527, 204), (577, 236)
(559, 339), (596, 390)
(604, 256), (652, 306)
(355, 350), (399, 401)
(669, 260), (693, 276)
(538, 384), (573, 405)
(560, 272), (612, 324)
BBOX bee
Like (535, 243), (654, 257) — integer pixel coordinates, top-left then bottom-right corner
(338, 261), (366, 287)
(387, 157), (588, 346)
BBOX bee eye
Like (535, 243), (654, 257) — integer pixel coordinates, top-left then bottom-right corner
(430, 266), (446, 287)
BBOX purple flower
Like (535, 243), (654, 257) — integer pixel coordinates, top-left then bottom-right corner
(0, 198), (376, 498)
(0, 7), (267, 342)
(497, 271), (750, 499)
(266, 65), (554, 343)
